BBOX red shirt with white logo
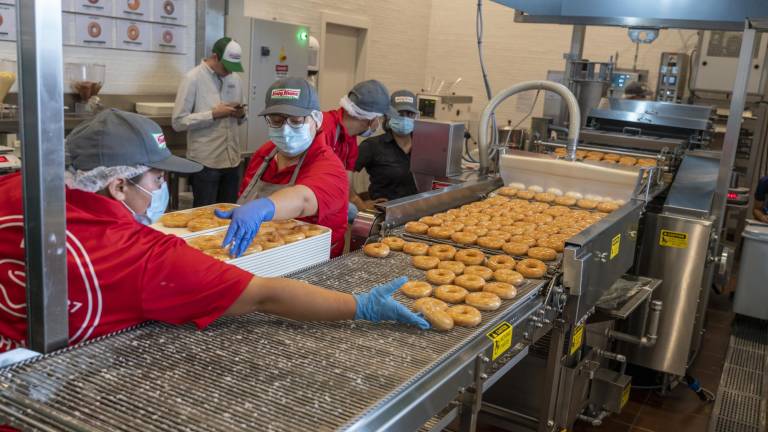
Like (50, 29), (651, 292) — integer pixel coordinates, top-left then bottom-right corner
(0, 173), (252, 353)
(240, 129), (348, 257)
(321, 107), (359, 171)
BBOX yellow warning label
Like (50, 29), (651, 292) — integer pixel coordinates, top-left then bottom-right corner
(570, 324), (585, 355)
(621, 383), (631, 408)
(660, 229), (688, 249)
(610, 234), (621, 260)
(487, 321), (513, 361)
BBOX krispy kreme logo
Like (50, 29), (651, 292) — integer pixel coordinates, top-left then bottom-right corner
(271, 88), (301, 100)
(227, 52), (241, 61)
(0, 216), (103, 348)
(394, 96), (414, 104)
(153, 133), (166, 149)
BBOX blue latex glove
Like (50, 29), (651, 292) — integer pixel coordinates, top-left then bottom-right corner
(215, 198), (276, 257)
(353, 276), (430, 330)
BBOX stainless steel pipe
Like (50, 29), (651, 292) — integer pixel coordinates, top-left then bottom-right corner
(478, 81), (581, 174)
(607, 300), (663, 347)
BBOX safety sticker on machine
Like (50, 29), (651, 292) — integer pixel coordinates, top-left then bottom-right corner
(621, 383), (631, 408)
(487, 321), (513, 361)
(659, 229), (688, 249)
(569, 323), (584, 355)
(610, 234), (621, 260)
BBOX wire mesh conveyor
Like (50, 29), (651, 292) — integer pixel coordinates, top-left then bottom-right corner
(0, 250), (547, 432)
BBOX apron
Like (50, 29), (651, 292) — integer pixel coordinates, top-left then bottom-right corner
(238, 148), (308, 204)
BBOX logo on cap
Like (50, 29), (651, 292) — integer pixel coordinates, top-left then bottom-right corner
(153, 133), (167, 149)
(271, 88), (301, 100)
(394, 96), (414, 104)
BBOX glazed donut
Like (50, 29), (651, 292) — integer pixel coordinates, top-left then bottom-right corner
(419, 216), (443, 226)
(603, 153), (620, 162)
(516, 190), (535, 200)
(575, 150), (588, 159)
(529, 230), (551, 242)
(363, 242), (390, 258)
(586, 151), (605, 160)
(618, 156), (637, 166)
(584, 194), (604, 202)
(537, 237), (565, 253)
(554, 195), (577, 207)
(455, 248), (486, 265)
(303, 227), (327, 237)
(544, 206), (571, 217)
(403, 242), (429, 256)
(502, 242), (530, 256)
(597, 202), (619, 213)
(527, 246), (558, 261)
(400, 281), (433, 299)
(412, 255), (440, 270)
(538, 224), (561, 235)
(517, 258), (547, 279)
(464, 265), (494, 281)
(497, 186), (519, 197)
(565, 191), (584, 199)
(202, 248), (230, 261)
(534, 192), (556, 203)
(465, 292), (502, 311)
(486, 230), (512, 242)
(509, 182), (526, 190)
(244, 242), (263, 255)
(451, 231), (478, 245)
(186, 217), (222, 232)
(426, 268), (456, 285)
(427, 226), (455, 239)
(256, 234), (285, 250)
(187, 235), (223, 251)
(412, 297), (448, 314)
(435, 284), (469, 304)
(484, 281), (517, 300)
(448, 305), (482, 327)
(438, 260), (466, 275)
(576, 199), (598, 210)
(477, 236), (505, 250)
(546, 187), (564, 196)
(527, 185), (544, 193)
(381, 236), (405, 251)
(524, 214), (554, 225)
(432, 212), (453, 221)
(493, 269), (525, 286)
(502, 225), (527, 236)
(487, 255), (516, 271)
(274, 220), (298, 230)
(637, 158), (658, 167)
(454, 274), (486, 292)
(442, 221), (465, 232)
(554, 147), (567, 156)
(405, 221), (429, 235)
(424, 307), (454, 331)
(425, 245), (455, 261)
(509, 235), (537, 247)
(282, 231), (307, 243)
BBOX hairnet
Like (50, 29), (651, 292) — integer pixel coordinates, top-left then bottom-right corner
(65, 165), (150, 193)
(339, 95), (381, 120)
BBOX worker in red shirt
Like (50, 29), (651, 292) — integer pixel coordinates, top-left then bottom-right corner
(220, 77), (350, 258)
(320, 80), (391, 222)
(0, 109), (428, 362)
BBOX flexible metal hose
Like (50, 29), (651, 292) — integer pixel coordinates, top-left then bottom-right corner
(478, 81), (581, 174)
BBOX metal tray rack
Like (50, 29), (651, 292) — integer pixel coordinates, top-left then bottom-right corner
(0, 251), (546, 432)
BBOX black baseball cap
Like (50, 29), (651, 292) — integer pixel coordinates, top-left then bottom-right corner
(348, 80), (390, 115)
(66, 109), (202, 173)
(390, 90), (418, 114)
(258, 77), (319, 117)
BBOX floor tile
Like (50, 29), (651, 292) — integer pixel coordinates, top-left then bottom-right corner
(573, 418), (633, 432)
(632, 406), (710, 431)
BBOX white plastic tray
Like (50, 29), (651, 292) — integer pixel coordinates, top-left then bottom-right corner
(185, 225), (332, 277)
(150, 204), (238, 239)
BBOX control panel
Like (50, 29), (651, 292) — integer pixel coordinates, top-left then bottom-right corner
(656, 52), (689, 102)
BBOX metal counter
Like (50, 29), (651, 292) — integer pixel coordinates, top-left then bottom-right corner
(0, 251), (545, 432)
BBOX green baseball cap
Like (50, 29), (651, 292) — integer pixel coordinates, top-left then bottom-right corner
(212, 37), (244, 73)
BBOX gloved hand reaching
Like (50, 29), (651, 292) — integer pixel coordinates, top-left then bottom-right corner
(353, 276), (430, 330)
(215, 198), (276, 257)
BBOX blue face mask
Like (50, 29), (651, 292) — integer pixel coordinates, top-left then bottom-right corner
(126, 180), (169, 225)
(389, 115), (414, 135)
(269, 124), (314, 157)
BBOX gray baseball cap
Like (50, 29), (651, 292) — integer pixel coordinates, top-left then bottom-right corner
(258, 77), (319, 117)
(348, 80), (390, 115)
(390, 90), (418, 114)
(66, 109), (202, 173)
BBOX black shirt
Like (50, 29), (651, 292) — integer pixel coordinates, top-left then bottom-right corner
(355, 130), (418, 200)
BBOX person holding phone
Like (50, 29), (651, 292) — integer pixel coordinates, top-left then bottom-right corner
(173, 36), (247, 206)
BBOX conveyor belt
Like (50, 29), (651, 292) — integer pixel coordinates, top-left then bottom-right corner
(0, 250), (545, 432)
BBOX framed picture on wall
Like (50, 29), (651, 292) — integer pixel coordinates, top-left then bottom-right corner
(153, 0), (183, 25)
(116, 0), (150, 20)
(152, 23), (184, 54)
(74, 14), (115, 48)
(0, 4), (15, 42)
(117, 20), (150, 51)
(74, 0), (114, 17)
